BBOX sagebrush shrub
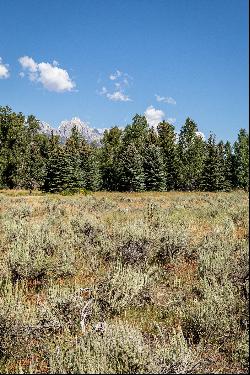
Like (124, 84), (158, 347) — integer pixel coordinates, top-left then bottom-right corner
(0, 191), (248, 373)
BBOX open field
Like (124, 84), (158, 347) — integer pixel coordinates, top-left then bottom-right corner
(0, 190), (249, 373)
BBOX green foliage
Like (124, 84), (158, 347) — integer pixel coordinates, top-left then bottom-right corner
(0, 106), (27, 188)
(177, 118), (206, 190)
(0, 105), (249, 193)
(234, 128), (249, 189)
(0, 107), (49, 190)
(101, 126), (123, 191)
(97, 265), (155, 315)
(119, 143), (145, 192)
(224, 141), (234, 190)
(43, 149), (84, 193)
(47, 322), (153, 374)
(143, 144), (166, 191)
(157, 120), (178, 190)
(122, 114), (149, 151)
(201, 134), (226, 191)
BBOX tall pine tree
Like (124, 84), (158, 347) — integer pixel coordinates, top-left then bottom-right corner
(119, 143), (145, 192)
(100, 126), (122, 191)
(201, 134), (225, 191)
(0, 106), (27, 188)
(177, 118), (205, 190)
(157, 120), (178, 190)
(144, 144), (166, 191)
(19, 115), (47, 191)
(223, 141), (234, 190)
(234, 129), (249, 190)
(123, 114), (149, 152)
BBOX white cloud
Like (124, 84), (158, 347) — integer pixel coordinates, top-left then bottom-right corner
(145, 105), (165, 128)
(99, 70), (132, 102)
(106, 91), (131, 102)
(37, 62), (75, 92)
(155, 94), (176, 105)
(19, 56), (37, 72)
(109, 70), (122, 80)
(99, 86), (131, 102)
(0, 58), (10, 79)
(18, 56), (75, 92)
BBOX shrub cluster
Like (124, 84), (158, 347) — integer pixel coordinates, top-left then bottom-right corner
(0, 191), (248, 373)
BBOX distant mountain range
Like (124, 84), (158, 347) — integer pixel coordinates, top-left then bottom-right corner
(38, 117), (206, 145)
(39, 117), (105, 144)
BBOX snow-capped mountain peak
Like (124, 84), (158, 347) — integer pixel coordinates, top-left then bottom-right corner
(39, 121), (54, 136)
(39, 117), (104, 144)
(59, 118), (90, 137)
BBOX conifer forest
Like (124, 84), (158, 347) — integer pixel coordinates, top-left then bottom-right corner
(0, 106), (249, 193)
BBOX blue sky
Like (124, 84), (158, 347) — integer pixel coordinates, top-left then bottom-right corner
(0, 0), (248, 142)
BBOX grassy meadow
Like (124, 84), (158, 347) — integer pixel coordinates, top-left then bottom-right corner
(0, 190), (249, 373)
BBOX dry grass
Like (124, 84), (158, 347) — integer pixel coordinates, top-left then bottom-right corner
(0, 190), (248, 373)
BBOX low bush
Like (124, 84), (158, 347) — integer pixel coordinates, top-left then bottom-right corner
(0, 191), (248, 373)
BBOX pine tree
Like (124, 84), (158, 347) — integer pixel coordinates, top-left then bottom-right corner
(119, 143), (145, 192)
(19, 115), (47, 191)
(43, 130), (84, 193)
(118, 115), (148, 191)
(222, 141), (234, 191)
(177, 118), (206, 190)
(65, 125), (86, 187)
(84, 147), (102, 191)
(201, 134), (225, 191)
(101, 126), (122, 191)
(43, 149), (84, 193)
(65, 126), (102, 192)
(21, 141), (46, 192)
(217, 141), (227, 190)
(144, 144), (166, 191)
(234, 129), (249, 190)
(145, 127), (159, 147)
(157, 120), (178, 190)
(65, 125), (83, 153)
(123, 114), (149, 152)
(0, 106), (27, 188)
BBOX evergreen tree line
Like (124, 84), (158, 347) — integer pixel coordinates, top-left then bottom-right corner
(0, 106), (249, 192)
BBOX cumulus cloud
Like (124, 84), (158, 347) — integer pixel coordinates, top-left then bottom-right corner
(99, 70), (132, 102)
(106, 91), (131, 102)
(145, 105), (165, 128)
(37, 62), (75, 92)
(18, 56), (75, 92)
(19, 56), (37, 72)
(0, 58), (10, 79)
(155, 94), (176, 105)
